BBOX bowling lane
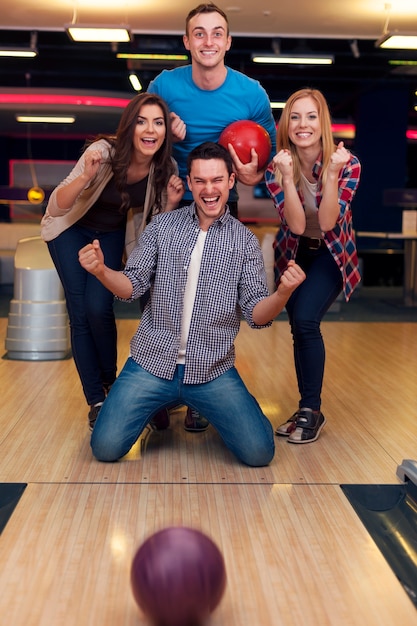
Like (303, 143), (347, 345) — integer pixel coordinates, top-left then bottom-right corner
(0, 482), (415, 626)
(0, 320), (411, 486)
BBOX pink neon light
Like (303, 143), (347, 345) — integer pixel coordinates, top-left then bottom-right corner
(0, 94), (131, 107)
(1, 96), (415, 140)
(331, 123), (355, 134)
(331, 124), (417, 141)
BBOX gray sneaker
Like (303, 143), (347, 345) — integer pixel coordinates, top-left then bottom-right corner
(288, 408), (326, 444)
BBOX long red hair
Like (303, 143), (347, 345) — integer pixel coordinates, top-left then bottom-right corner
(276, 88), (336, 188)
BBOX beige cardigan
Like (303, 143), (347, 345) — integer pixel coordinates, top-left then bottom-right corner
(41, 138), (176, 257)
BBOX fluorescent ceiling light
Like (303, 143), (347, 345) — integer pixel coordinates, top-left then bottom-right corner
(16, 115), (76, 124)
(128, 73), (142, 92)
(117, 53), (188, 61)
(252, 54), (333, 65)
(0, 32), (38, 58)
(0, 47), (38, 58)
(389, 59), (417, 66)
(66, 24), (131, 43)
(376, 32), (417, 49)
(270, 102), (286, 109)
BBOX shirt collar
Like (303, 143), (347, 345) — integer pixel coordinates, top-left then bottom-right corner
(188, 201), (231, 227)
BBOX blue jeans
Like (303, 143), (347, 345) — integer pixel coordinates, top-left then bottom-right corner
(47, 224), (125, 406)
(91, 359), (275, 467)
(284, 245), (342, 411)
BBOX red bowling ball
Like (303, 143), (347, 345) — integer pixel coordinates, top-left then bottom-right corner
(218, 119), (272, 169)
(131, 526), (227, 626)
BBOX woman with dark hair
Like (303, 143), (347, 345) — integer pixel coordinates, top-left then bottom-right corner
(41, 93), (184, 430)
(265, 88), (361, 444)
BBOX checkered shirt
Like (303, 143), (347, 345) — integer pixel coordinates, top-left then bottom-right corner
(121, 204), (270, 384)
(264, 154), (362, 301)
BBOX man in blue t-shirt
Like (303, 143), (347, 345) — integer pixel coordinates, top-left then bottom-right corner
(148, 2), (276, 216)
(148, 3), (277, 432)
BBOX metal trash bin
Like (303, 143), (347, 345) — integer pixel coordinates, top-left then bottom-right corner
(5, 236), (70, 360)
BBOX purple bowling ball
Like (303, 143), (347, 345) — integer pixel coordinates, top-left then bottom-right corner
(131, 526), (227, 626)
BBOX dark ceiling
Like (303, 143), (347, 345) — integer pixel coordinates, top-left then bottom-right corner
(0, 29), (417, 139)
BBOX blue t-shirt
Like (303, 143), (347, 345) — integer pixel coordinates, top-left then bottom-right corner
(148, 65), (276, 201)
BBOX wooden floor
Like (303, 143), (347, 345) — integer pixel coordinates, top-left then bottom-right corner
(0, 316), (417, 625)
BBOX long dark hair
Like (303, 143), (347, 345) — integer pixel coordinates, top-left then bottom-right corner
(91, 92), (175, 213)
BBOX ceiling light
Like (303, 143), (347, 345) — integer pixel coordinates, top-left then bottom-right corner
(66, 24), (131, 43)
(0, 47), (38, 58)
(0, 31), (38, 57)
(117, 53), (188, 61)
(128, 73), (142, 92)
(389, 60), (417, 66)
(16, 115), (76, 124)
(252, 54), (334, 65)
(270, 102), (286, 109)
(376, 32), (417, 49)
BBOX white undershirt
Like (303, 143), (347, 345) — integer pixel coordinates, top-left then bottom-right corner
(177, 229), (207, 363)
(301, 173), (322, 239)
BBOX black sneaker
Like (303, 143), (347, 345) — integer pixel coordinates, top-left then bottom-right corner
(184, 408), (209, 432)
(88, 402), (103, 432)
(287, 408), (326, 444)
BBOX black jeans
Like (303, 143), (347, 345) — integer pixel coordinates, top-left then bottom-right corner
(47, 224), (125, 405)
(284, 243), (343, 410)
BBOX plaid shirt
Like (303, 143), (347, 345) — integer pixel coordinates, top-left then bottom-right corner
(122, 204), (270, 384)
(265, 154), (361, 301)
